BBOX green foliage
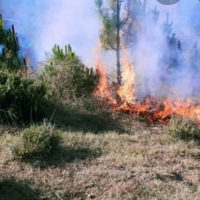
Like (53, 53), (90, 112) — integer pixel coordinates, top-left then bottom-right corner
(0, 14), (4, 30)
(100, 17), (117, 50)
(52, 44), (78, 61)
(166, 115), (200, 141)
(95, 0), (145, 50)
(40, 44), (97, 101)
(15, 122), (59, 159)
(95, 0), (119, 50)
(0, 15), (22, 70)
(0, 70), (50, 123)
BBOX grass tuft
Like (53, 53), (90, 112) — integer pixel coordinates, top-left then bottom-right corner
(14, 121), (60, 160)
(165, 115), (200, 141)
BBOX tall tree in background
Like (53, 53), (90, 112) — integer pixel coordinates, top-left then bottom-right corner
(95, 0), (146, 86)
(0, 14), (22, 70)
(95, 0), (129, 86)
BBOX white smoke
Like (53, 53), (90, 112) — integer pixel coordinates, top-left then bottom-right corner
(0, 0), (100, 66)
(133, 0), (200, 98)
(1, 0), (200, 98)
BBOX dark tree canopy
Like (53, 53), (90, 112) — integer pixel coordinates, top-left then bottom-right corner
(0, 14), (22, 71)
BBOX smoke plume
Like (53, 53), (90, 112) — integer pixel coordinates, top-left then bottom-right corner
(132, 0), (200, 98)
(0, 0), (100, 66)
(1, 0), (200, 98)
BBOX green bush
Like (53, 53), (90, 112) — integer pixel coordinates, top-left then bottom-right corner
(166, 115), (200, 141)
(0, 15), (22, 70)
(0, 70), (51, 123)
(40, 44), (97, 101)
(15, 122), (59, 159)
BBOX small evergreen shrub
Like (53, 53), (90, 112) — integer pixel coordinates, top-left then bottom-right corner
(0, 70), (51, 123)
(15, 122), (59, 159)
(0, 15), (22, 70)
(166, 115), (200, 141)
(40, 44), (97, 101)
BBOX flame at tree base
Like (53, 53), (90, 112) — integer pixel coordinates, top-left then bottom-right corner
(94, 61), (117, 105)
(114, 97), (200, 123)
(94, 54), (200, 123)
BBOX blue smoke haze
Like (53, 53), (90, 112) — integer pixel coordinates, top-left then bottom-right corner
(131, 0), (200, 98)
(0, 0), (100, 66)
(0, 0), (200, 64)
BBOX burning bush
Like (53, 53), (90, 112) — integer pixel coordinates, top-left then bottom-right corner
(166, 115), (200, 141)
(94, 58), (200, 123)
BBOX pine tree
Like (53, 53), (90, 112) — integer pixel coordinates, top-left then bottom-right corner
(95, 0), (146, 86)
(0, 14), (22, 70)
(41, 44), (97, 99)
(95, 0), (131, 86)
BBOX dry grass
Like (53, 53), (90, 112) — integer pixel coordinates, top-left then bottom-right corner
(0, 116), (200, 200)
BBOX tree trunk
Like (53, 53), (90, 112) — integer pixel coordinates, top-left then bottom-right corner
(116, 0), (121, 86)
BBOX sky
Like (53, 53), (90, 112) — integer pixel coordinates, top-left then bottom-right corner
(0, 0), (100, 66)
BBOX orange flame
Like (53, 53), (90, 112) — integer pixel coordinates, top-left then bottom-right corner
(115, 98), (200, 123)
(154, 98), (200, 122)
(94, 52), (200, 123)
(117, 50), (136, 104)
(94, 61), (116, 104)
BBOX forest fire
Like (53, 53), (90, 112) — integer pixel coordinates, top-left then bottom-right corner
(94, 61), (117, 105)
(117, 50), (136, 104)
(95, 57), (200, 123)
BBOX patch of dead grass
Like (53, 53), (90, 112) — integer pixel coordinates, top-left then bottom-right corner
(0, 119), (200, 199)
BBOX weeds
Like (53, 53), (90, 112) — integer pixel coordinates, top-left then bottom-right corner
(14, 121), (59, 160)
(166, 115), (200, 141)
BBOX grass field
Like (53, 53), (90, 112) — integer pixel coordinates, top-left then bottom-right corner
(0, 113), (200, 200)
